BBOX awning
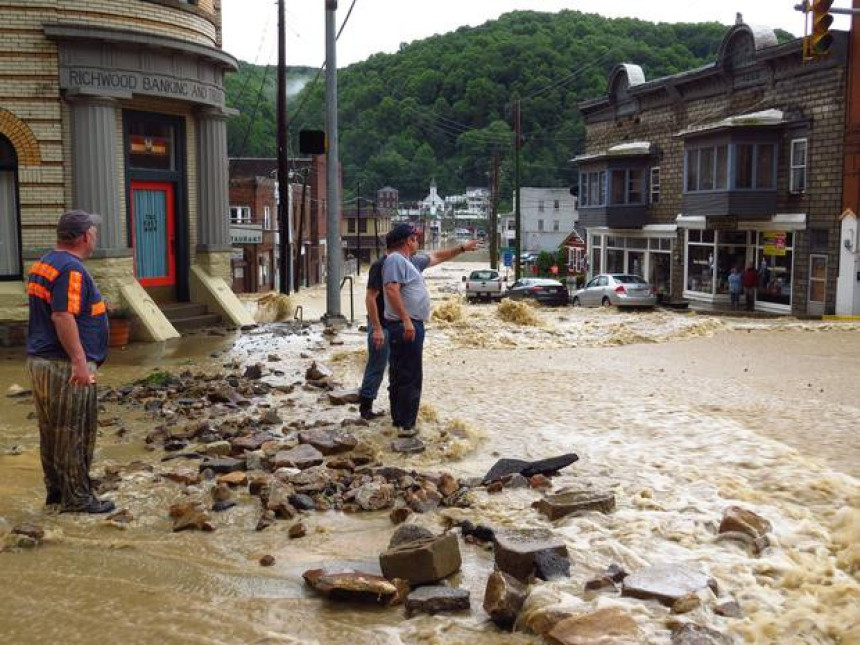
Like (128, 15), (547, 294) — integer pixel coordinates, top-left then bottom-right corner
(675, 213), (806, 230)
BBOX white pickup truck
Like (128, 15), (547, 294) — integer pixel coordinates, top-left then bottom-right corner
(463, 269), (506, 302)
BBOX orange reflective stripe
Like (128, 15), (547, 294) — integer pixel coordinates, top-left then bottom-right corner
(91, 301), (106, 316)
(29, 262), (60, 281)
(68, 271), (83, 314)
(27, 283), (52, 303)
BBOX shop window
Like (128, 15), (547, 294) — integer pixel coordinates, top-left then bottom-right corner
(716, 231), (748, 294)
(606, 249), (624, 273)
(790, 138), (807, 194)
(0, 135), (21, 279)
(687, 244), (714, 293)
(685, 145), (728, 192)
(756, 232), (793, 306)
(127, 120), (175, 171)
(650, 167), (660, 203)
(590, 244), (601, 275)
(229, 206), (252, 224)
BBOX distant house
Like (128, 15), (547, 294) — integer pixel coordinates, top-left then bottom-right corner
(341, 200), (392, 265)
(420, 179), (446, 217)
(377, 186), (399, 217)
(501, 187), (578, 253)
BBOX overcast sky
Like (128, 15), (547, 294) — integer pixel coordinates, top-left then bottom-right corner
(221, 0), (853, 68)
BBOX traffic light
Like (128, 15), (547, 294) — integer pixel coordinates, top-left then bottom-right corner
(808, 0), (834, 59)
(299, 130), (326, 155)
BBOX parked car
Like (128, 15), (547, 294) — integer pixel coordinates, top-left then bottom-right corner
(504, 278), (568, 306)
(463, 269), (505, 302)
(570, 273), (657, 308)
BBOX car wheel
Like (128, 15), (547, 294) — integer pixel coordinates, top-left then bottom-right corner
(601, 297), (612, 308)
(572, 297), (581, 307)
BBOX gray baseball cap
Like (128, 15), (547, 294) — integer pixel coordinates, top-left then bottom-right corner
(57, 210), (102, 241)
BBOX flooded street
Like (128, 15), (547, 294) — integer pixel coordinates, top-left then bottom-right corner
(1, 260), (858, 645)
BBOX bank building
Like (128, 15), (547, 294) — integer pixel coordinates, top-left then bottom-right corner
(0, 0), (253, 345)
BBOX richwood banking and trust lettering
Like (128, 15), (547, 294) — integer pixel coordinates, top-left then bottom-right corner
(63, 68), (224, 107)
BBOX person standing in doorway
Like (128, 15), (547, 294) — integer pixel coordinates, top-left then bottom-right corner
(383, 223), (478, 437)
(742, 264), (759, 312)
(358, 245), (392, 420)
(26, 210), (115, 514)
(728, 266), (743, 310)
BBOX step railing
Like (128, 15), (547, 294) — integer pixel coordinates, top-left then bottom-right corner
(340, 275), (354, 323)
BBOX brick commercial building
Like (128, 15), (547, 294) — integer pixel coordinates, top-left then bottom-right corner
(575, 23), (848, 315)
(0, 0), (253, 343)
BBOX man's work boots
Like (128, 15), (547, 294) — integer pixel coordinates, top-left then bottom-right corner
(359, 396), (384, 420)
(61, 496), (116, 514)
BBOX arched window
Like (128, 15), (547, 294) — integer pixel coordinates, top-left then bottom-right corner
(0, 135), (21, 279)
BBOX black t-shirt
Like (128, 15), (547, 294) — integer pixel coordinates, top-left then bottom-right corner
(367, 254), (386, 324)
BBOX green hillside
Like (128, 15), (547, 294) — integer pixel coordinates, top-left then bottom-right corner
(225, 10), (793, 203)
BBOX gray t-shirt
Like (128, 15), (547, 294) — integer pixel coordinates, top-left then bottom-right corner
(382, 252), (432, 322)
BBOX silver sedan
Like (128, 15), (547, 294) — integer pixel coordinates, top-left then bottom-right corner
(571, 273), (657, 308)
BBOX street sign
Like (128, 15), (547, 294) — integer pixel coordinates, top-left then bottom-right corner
(503, 249), (513, 267)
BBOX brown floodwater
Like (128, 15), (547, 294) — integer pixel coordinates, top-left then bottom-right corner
(1, 261), (858, 645)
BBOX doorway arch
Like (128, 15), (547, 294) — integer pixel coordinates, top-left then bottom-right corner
(0, 134), (21, 279)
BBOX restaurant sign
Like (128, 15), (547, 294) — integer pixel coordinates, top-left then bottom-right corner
(230, 224), (263, 245)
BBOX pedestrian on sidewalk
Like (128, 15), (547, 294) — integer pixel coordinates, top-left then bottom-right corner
(358, 244), (392, 420)
(728, 266), (743, 310)
(26, 210), (115, 514)
(383, 223), (478, 437)
(742, 264), (758, 312)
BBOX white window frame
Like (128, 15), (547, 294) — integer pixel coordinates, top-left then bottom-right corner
(229, 205), (252, 224)
(263, 206), (271, 230)
(650, 166), (661, 204)
(790, 138), (807, 194)
(538, 219), (544, 231)
(553, 220), (560, 232)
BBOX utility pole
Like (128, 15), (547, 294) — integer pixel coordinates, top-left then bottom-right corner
(324, 0), (344, 323)
(514, 100), (522, 280)
(490, 153), (500, 270)
(276, 0), (291, 295)
(294, 167), (309, 292)
(355, 180), (361, 275)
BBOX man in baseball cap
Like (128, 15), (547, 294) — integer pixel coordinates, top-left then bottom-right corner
(385, 222), (417, 248)
(25, 210), (114, 514)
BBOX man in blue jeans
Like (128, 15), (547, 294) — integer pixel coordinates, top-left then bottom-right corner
(358, 249), (390, 420)
(382, 223), (478, 436)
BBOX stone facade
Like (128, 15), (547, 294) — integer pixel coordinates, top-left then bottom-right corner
(0, 0), (238, 340)
(576, 24), (848, 315)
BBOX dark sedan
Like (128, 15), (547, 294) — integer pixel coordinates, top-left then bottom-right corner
(504, 278), (569, 306)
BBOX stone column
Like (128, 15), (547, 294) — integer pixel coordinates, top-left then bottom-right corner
(197, 107), (230, 251)
(69, 96), (123, 250)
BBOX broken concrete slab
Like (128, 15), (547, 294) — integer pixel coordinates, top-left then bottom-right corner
(273, 444), (324, 470)
(379, 532), (461, 585)
(483, 570), (528, 629)
(494, 528), (570, 582)
(622, 564), (717, 606)
(482, 453), (579, 484)
(533, 491), (616, 520)
(303, 569), (398, 605)
(298, 428), (358, 455)
(546, 607), (642, 645)
(405, 585), (470, 616)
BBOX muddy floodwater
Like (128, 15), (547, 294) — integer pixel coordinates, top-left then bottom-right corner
(1, 260), (858, 645)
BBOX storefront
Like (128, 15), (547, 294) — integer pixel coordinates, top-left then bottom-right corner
(587, 225), (675, 298)
(677, 214), (805, 313)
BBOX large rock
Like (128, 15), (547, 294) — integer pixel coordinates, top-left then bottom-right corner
(671, 624), (733, 645)
(534, 491), (616, 520)
(303, 569), (397, 605)
(622, 564), (717, 606)
(169, 503), (215, 532)
(494, 529), (570, 582)
(546, 608), (642, 645)
(482, 453), (579, 484)
(405, 586), (470, 616)
(230, 433), (272, 455)
(391, 438), (426, 454)
(273, 444), (324, 470)
(198, 457), (245, 474)
(354, 482), (395, 511)
(198, 440), (232, 457)
(298, 428), (358, 455)
(483, 570), (528, 629)
(327, 389), (361, 405)
(389, 524), (435, 548)
(719, 506), (772, 540)
(12, 524), (45, 541)
(380, 532), (461, 585)
(306, 362), (333, 382)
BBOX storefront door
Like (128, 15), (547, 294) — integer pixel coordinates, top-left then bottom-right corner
(130, 181), (175, 289)
(628, 251), (645, 277)
(0, 136), (20, 279)
(808, 254), (827, 315)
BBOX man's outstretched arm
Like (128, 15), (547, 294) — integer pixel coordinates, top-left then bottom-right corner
(427, 238), (479, 267)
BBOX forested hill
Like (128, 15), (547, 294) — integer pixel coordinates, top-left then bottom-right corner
(225, 10), (793, 203)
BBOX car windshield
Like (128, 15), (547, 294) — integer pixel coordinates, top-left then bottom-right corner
(612, 274), (647, 284)
(470, 271), (498, 280)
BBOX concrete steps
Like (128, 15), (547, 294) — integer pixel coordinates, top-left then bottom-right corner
(160, 302), (222, 333)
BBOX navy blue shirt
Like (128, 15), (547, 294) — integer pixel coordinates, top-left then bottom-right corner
(26, 250), (109, 364)
(367, 254), (386, 323)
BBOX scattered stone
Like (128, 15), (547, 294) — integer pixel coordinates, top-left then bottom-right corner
(265, 484), (297, 519)
(303, 569), (398, 604)
(198, 457), (245, 474)
(354, 482), (395, 511)
(243, 364), (263, 380)
(169, 503), (215, 532)
(670, 623), (733, 645)
(289, 522), (307, 538)
(260, 554), (276, 567)
(12, 523), (44, 541)
(230, 434), (271, 454)
(486, 481), (504, 494)
(164, 469), (201, 486)
(405, 585), (470, 616)
(217, 471), (248, 487)
(389, 524), (435, 548)
(482, 453), (579, 484)
(380, 532), (462, 585)
(198, 440), (232, 457)
(260, 409), (282, 425)
(714, 600), (743, 618)
(719, 506), (772, 540)
(274, 444), (324, 470)
(534, 491), (616, 520)
(529, 474), (553, 489)
(327, 389), (361, 405)
(305, 362), (333, 382)
(584, 576), (617, 593)
(622, 564), (717, 606)
(267, 354), (281, 362)
(494, 529), (570, 583)
(547, 607), (642, 645)
(390, 507), (412, 524)
(298, 428), (358, 455)
(288, 493), (317, 511)
(3, 445), (23, 456)
(672, 594), (702, 614)
(256, 510), (276, 531)
(211, 483), (232, 502)
(459, 520), (495, 543)
(105, 509), (134, 526)
(534, 547), (572, 581)
(6, 384), (31, 398)
(404, 486), (442, 513)
(504, 473), (530, 488)
(483, 570), (528, 629)
(391, 438), (425, 454)
(438, 473), (459, 497)
(212, 500), (236, 512)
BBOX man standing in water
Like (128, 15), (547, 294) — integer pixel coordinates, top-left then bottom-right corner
(383, 223), (478, 436)
(26, 210), (115, 513)
(357, 243), (391, 420)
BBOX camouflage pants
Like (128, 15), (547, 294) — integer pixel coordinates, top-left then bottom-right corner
(27, 357), (98, 510)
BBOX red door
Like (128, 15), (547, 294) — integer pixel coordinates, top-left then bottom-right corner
(130, 181), (175, 287)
